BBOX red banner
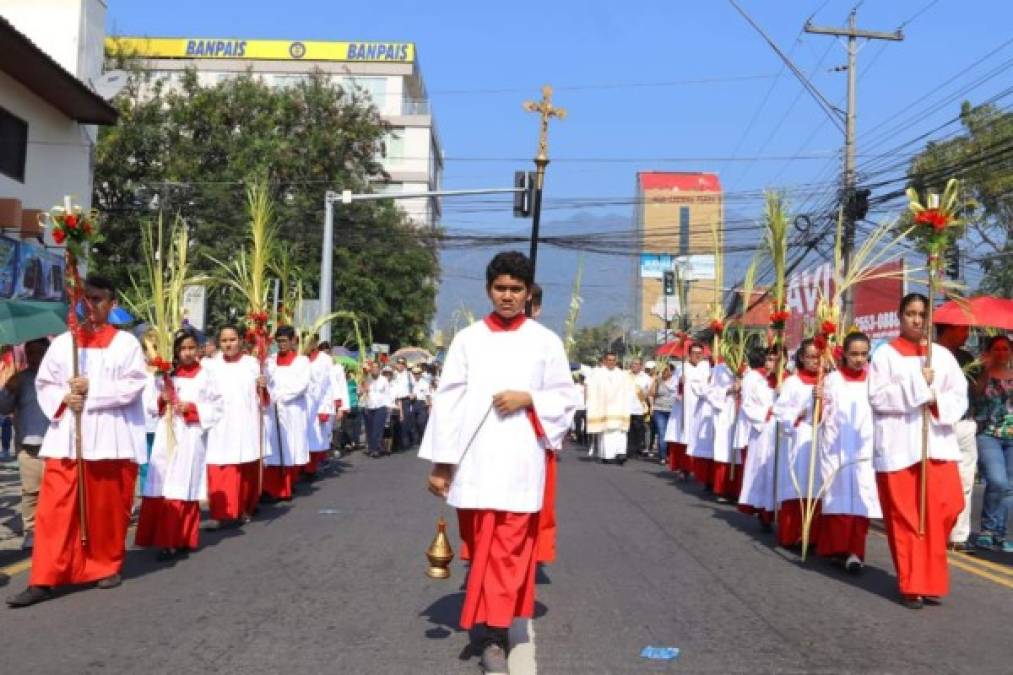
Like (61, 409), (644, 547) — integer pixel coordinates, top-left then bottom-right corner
(785, 259), (905, 348)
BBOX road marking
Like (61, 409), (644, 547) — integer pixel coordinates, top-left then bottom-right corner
(0, 558), (31, 577)
(869, 530), (1013, 591)
(949, 551), (1013, 578)
(509, 617), (537, 675)
(947, 556), (1013, 590)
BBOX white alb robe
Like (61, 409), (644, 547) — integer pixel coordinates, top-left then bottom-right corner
(732, 367), (753, 452)
(820, 370), (882, 518)
(143, 366), (224, 501)
(306, 352), (335, 452)
(419, 317), (577, 513)
(331, 361), (351, 412)
(701, 363), (740, 464)
(264, 353), (312, 467)
(868, 341), (967, 472)
(685, 361), (714, 459)
(738, 369), (777, 511)
(205, 354), (271, 465)
(663, 361), (686, 443)
(586, 366), (634, 460)
(36, 329), (148, 462)
(773, 373), (820, 504)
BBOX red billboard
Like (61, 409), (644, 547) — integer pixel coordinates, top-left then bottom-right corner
(785, 259), (906, 347)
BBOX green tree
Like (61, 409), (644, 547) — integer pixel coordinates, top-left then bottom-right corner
(570, 317), (624, 365)
(93, 64), (439, 348)
(905, 101), (1013, 295)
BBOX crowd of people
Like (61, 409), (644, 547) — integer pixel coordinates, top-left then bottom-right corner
(0, 274), (435, 608)
(580, 293), (1011, 609)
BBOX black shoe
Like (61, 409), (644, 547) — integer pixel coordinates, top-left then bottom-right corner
(900, 595), (924, 610)
(156, 549), (176, 562)
(96, 573), (122, 589)
(259, 494), (280, 504)
(923, 595), (943, 606)
(6, 585), (53, 607)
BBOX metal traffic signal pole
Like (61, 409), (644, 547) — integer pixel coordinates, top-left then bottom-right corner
(805, 11), (902, 324)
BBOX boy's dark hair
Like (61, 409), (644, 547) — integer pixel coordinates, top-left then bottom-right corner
(275, 325), (296, 340)
(84, 274), (117, 299)
(485, 251), (534, 288)
(318, 341), (331, 351)
(530, 283), (543, 308)
(747, 346), (767, 369)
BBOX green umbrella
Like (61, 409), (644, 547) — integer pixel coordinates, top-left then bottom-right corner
(334, 355), (359, 369)
(0, 300), (67, 345)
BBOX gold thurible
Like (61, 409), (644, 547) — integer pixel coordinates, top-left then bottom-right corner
(425, 516), (454, 579)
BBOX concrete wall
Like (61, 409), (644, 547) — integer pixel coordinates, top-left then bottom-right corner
(0, 70), (93, 226)
(0, 0), (106, 81)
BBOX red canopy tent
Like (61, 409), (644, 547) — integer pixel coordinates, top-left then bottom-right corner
(934, 296), (1013, 331)
(656, 338), (711, 358)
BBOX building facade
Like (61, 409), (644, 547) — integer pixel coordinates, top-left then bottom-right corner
(107, 36), (443, 229)
(634, 171), (724, 334)
(0, 0), (116, 302)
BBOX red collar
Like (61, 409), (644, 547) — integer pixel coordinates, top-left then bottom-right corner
(222, 353), (242, 363)
(795, 370), (818, 385)
(890, 336), (928, 357)
(754, 367), (768, 377)
(174, 362), (201, 378)
(839, 365), (867, 382)
(484, 312), (526, 332)
(76, 324), (117, 348)
(309, 350), (320, 361)
(276, 351), (296, 366)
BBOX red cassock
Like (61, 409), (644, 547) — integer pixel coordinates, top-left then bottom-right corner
(692, 457), (715, 487)
(262, 465), (299, 499)
(458, 509), (539, 630)
(666, 442), (686, 472)
(876, 459), (962, 597)
(816, 514), (870, 560)
(712, 452), (746, 499)
(776, 498), (822, 549)
(207, 460), (260, 520)
(135, 496), (201, 550)
(536, 450), (557, 564)
(30, 459), (137, 586)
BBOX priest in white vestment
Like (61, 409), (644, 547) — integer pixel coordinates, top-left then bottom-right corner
(585, 352), (634, 464)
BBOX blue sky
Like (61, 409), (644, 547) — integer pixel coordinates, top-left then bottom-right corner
(106, 0), (1013, 332)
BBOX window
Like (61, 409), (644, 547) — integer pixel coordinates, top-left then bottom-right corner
(0, 106), (28, 182)
(345, 76), (387, 107)
(679, 206), (690, 254)
(382, 131), (404, 165)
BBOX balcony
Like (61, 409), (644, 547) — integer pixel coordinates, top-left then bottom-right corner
(401, 97), (431, 116)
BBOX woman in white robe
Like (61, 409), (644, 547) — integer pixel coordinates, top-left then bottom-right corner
(773, 339), (822, 549)
(738, 347), (779, 528)
(817, 332), (882, 572)
(204, 325), (269, 525)
(136, 330), (223, 559)
(868, 292), (966, 608)
(262, 326), (312, 501)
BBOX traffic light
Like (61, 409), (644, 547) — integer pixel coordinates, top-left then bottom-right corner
(663, 270), (675, 296)
(843, 188), (871, 221)
(513, 171), (534, 217)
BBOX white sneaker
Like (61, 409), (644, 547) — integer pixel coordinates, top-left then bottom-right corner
(844, 553), (863, 574)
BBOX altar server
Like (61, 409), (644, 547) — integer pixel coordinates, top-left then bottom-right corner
(262, 325), (312, 501)
(421, 251), (577, 673)
(738, 347), (780, 529)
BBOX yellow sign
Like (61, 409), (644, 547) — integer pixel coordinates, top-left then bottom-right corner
(106, 37), (415, 63)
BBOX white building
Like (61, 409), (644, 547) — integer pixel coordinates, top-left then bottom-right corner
(0, 0), (115, 232)
(108, 36), (443, 229)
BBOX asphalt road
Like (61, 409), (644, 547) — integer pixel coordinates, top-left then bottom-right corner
(0, 445), (1011, 674)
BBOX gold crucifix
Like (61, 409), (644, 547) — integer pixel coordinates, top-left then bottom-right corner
(523, 85), (566, 166)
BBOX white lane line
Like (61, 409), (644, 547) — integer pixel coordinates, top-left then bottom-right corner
(508, 618), (537, 675)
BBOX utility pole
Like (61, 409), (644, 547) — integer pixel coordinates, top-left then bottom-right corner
(805, 10), (902, 324)
(523, 85), (566, 316)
